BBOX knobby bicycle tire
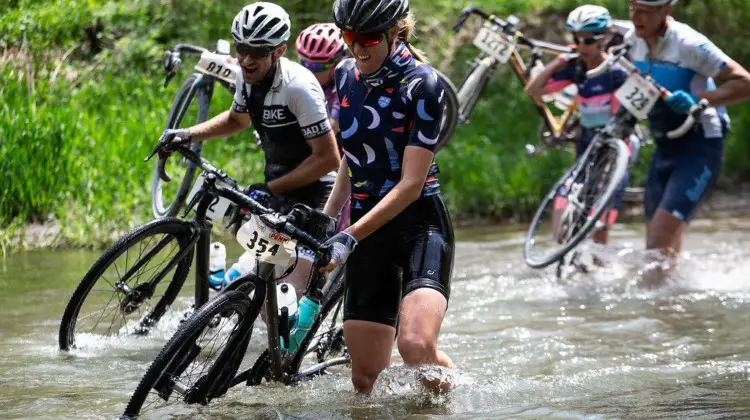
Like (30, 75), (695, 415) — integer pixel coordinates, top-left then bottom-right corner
(123, 290), (253, 418)
(151, 74), (210, 218)
(59, 218), (194, 350)
(434, 69), (459, 153)
(524, 137), (630, 268)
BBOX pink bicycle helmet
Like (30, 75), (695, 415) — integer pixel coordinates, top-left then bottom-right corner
(295, 23), (347, 63)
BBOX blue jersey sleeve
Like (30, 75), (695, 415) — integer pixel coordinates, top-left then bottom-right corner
(407, 66), (444, 152)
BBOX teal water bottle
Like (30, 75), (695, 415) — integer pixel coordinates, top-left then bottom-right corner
(282, 296), (320, 353)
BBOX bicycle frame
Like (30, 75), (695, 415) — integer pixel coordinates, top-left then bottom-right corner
(452, 7), (578, 141)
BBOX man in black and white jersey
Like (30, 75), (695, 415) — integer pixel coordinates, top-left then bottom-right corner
(159, 2), (340, 292)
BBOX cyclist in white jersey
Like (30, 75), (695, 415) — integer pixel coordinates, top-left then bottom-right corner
(158, 2), (341, 294)
(626, 0), (750, 278)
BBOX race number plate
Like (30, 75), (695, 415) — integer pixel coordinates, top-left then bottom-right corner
(236, 214), (296, 265)
(615, 73), (660, 120)
(185, 173), (232, 221)
(194, 52), (240, 84)
(472, 23), (515, 63)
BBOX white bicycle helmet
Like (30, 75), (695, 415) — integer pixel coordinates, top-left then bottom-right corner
(231, 2), (291, 47)
(632, 0), (677, 6)
(566, 5), (612, 33)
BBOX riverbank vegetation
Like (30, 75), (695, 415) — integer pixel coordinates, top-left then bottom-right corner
(2, 0), (748, 252)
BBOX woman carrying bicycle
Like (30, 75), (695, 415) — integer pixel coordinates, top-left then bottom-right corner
(525, 5), (630, 248)
(321, 0), (455, 393)
(295, 23), (351, 230)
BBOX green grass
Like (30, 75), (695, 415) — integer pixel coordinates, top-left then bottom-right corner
(2, 0), (749, 252)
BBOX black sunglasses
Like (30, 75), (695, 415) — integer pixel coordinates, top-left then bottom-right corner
(573, 34), (605, 45)
(235, 43), (277, 59)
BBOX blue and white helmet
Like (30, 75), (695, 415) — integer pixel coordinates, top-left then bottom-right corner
(565, 5), (612, 33)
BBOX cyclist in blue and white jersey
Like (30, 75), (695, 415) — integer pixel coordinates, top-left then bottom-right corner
(626, 0), (750, 262)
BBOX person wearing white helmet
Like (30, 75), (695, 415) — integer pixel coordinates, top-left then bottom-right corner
(626, 0), (750, 279)
(157, 2), (341, 293)
(526, 5), (631, 250)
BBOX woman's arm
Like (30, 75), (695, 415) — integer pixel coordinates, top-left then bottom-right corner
(323, 158), (351, 218)
(343, 146), (433, 241)
(525, 55), (570, 98)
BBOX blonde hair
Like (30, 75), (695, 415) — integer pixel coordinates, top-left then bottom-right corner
(396, 13), (429, 63)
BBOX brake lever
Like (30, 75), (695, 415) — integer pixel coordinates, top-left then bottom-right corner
(157, 153), (172, 183)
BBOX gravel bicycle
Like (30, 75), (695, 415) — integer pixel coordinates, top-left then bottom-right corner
(523, 44), (709, 274)
(59, 134), (345, 354)
(438, 7), (577, 150)
(122, 141), (348, 418)
(442, 8), (653, 203)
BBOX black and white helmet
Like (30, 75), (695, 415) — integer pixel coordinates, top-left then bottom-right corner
(231, 2), (291, 47)
(333, 0), (409, 34)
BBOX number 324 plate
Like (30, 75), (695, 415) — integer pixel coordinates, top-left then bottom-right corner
(236, 214), (296, 265)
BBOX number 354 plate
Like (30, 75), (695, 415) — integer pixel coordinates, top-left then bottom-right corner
(236, 214), (296, 265)
(615, 73), (660, 120)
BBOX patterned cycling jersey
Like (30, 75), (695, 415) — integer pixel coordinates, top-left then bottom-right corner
(625, 19), (730, 154)
(233, 57), (332, 181)
(322, 82), (340, 122)
(546, 60), (628, 145)
(335, 43), (444, 211)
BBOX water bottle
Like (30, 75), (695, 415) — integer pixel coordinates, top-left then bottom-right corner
(208, 242), (226, 289)
(223, 251), (257, 287)
(277, 283), (299, 324)
(283, 296), (320, 354)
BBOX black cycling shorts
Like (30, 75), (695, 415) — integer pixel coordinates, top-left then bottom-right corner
(343, 193), (454, 327)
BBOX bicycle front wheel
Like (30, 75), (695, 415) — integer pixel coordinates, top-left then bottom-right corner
(524, 137), (630, 268)
(123, 290), (257, 418)
(151, 74), (211, 218)
(59, 218), (194, 350)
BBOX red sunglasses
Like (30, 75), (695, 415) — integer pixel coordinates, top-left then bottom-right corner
(342, 31), (385, 48)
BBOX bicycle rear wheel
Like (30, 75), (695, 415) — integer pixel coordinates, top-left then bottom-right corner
(123, 290), (258, 418)
(59, 218), (194, 350)
(434, 69), (459, 153)
(524, 137), (629, 269)
(151, 74), (211, 218)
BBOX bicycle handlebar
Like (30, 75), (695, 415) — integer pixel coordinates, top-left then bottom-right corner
(212, 186), (326, 252)
(146, 139), (330, 255)
(453, 6), (572, 54)
(171, 44), (209, 55)
(586, 45), (709, 139)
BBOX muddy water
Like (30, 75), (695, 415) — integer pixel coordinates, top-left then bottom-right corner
(2, 218), (750, 419)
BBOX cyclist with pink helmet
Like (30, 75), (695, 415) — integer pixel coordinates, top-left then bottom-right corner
(296, 23), (350, 230)
(296, 23), (348, 133)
